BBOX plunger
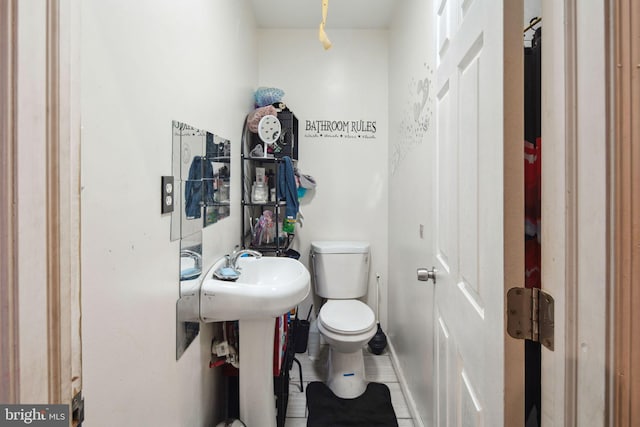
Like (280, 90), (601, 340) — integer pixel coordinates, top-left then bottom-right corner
(368, 273), (387, 355)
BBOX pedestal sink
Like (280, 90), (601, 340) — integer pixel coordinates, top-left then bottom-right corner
(201, 255), (310, 427)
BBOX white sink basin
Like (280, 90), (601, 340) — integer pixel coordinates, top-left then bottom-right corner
(199, 254), (310, 427)
(200, 255), (310, 322)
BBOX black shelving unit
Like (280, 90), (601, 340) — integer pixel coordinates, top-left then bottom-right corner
(241, 108), (298, 256)
(275, 316), (305, 427)
(274, 335), (293, 427)
(241, 156), (296, 255)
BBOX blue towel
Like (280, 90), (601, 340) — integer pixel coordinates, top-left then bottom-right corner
(180, 267), (201, 281)
(184, 159), (202, 218)
(184, 156), (215, 218)
(278, 156), (299, 219)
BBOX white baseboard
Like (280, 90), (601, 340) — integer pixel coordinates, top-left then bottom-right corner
(387, 339), (426, 427)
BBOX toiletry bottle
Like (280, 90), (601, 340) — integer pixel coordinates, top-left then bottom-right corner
(266, 170), (275, 192)
(283, 216), (295, 233)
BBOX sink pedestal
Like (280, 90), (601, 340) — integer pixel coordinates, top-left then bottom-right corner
(239, 318), (277, 427)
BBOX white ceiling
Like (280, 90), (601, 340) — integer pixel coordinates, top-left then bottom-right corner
(250, 0), (397, 29)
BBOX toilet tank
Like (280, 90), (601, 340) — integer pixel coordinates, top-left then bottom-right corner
(310, 241), (370, 299)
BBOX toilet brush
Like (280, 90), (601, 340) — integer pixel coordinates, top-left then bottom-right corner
(368, 273), (387, 355)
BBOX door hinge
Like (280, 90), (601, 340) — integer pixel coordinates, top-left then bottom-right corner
(507, 287), (554, 351)
(72, 391), (85, 426)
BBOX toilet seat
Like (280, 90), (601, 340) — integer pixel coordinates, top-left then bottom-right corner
(319, 300), (375, 335)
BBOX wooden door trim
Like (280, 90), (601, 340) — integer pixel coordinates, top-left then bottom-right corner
(563, 1), (579, 424)
(540, 0), (580, 424)
(503, 1), (524, 425)
(0, 0), (20, 404)
(46, 0), (63, 404)
(2, 0), (81, 407)
(45, 0), (82, 405)
(613, 0), (640, 424)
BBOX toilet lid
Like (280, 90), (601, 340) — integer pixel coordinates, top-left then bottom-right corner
(319, 300), (375, 335)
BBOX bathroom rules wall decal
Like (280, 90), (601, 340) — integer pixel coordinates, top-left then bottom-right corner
(304, 119), (377, 140)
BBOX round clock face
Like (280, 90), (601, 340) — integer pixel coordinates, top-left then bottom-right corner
(257, 115), (281, 144)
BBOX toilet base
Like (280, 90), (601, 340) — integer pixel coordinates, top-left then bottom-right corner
(326, 347), (368, 399)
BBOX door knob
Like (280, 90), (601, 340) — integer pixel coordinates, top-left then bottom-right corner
(417, 267), (437, 284)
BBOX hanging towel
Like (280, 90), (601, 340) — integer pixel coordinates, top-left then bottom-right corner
(184, 156), (215, 218)
(278, 156), (299, 219)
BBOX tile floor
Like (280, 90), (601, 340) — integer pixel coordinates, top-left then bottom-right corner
(284, 345), (415, 427)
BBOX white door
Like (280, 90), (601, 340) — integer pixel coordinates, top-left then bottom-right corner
(431, 0), (523, 426)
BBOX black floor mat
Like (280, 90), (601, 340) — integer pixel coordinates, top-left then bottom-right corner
(306, 381), (398, 427)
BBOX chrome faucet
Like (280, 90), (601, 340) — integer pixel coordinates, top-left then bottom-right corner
(227, 249), (262, 271)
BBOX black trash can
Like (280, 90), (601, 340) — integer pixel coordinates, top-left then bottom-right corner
(284, 248), (301, 259)
(294, 319), (310, 353)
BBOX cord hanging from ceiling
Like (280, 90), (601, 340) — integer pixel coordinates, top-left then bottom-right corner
(318, 0), (332, 50)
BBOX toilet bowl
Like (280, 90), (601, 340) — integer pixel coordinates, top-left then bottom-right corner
(318, 300), (377, 352)
(317, 299), (377, 398)
(310, 240), (375, 399)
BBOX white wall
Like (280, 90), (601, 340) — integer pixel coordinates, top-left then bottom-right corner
(388, 1), (437, 425)
(80, 1), (257, 425)
(256, 29), (389, 326)
(524, 0), (542, 23)
(524, 0), (542, 46)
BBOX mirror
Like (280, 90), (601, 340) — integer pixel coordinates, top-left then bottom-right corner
(171, 121), (231, 241)
(204, 134), (231, 226)
(171, 120), (233, 359)
(176, 232), (202, 360)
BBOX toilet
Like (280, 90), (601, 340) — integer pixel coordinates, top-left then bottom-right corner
(310, 241), (377, 399)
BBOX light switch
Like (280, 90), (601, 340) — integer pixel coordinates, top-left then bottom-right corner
(161, 176), (174, 214)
